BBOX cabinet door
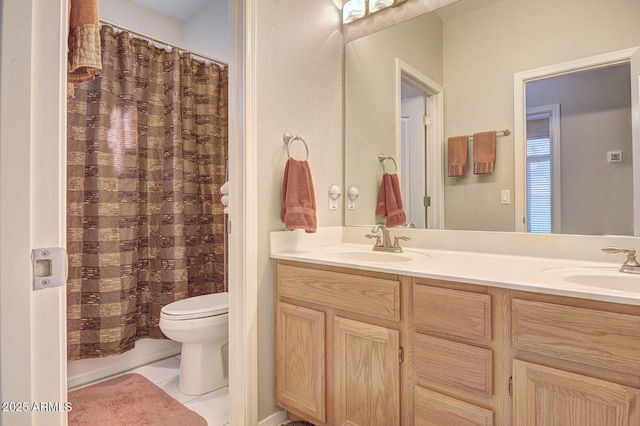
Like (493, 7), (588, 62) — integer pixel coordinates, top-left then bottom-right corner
(275, 302), (326, 423)
(334, 316), (400, 426)
(513, 360), (640, 426)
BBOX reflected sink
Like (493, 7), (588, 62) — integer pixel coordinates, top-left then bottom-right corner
(563, 273), (640, 292)
(542, 266), (640, 292)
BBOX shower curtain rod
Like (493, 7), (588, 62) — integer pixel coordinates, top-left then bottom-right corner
(99, 19), (228, 67)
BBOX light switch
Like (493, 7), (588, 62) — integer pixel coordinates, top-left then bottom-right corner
(501, 190), (511, 205)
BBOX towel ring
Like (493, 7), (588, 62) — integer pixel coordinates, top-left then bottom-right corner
(283, 133), (309, 161)
(378, 154), (398, 174)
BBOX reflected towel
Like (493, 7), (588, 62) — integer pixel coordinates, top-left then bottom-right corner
(281, 158), (317, 233)
(375, 173), (407, 228)
(220, 181), (229, 195)
(68, 0), (102, 97)
(447, 135), (468, 177)
(473, 131), (497, 174)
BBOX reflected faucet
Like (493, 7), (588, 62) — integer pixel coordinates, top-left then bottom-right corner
(601, 246), (640, 274)
(365, 225), (410, 253)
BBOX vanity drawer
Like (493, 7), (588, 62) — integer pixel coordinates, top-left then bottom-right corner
(414, 386), (494, 426)
(414, 334), (493, 397)
(276, 263), (400, 321)
(512, 299), (640, 376)
(414, 284), (492, 343)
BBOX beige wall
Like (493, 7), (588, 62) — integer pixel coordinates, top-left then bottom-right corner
(345, 12), (443, 225)
(255, 0), (344, 420)
(443, 0), (640, 231)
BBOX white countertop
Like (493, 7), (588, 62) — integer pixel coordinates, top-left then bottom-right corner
(270, 227), (640, 306)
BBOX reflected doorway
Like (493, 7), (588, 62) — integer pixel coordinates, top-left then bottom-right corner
(396, 58), (444, 229)
(401, 82), (428, 228)
(525, 64), (633, 235)
(514, 47), (640, 236)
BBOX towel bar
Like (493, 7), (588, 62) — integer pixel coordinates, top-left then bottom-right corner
(467, 129), (511, 142)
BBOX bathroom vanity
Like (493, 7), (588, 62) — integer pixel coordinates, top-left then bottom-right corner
(271, 228), (640, 426)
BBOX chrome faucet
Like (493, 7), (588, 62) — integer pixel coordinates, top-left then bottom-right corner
(365, 225), (411, 253)
(601, 246), (640, 274)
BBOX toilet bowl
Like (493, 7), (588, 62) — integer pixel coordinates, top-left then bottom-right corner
(159, 292), (229, 395)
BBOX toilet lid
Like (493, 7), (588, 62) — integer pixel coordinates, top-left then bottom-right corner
(161, 292), (228, 320)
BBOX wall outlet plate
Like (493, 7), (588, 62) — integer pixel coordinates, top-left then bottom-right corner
(607, 150), (624, 163)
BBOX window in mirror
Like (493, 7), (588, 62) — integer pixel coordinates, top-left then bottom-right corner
(526, 106), (561, 234)
(526, 136), (552, 233)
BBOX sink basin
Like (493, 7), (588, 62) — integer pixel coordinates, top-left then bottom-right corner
(542, 266), (640, 292)
(318, 248), (430, 264)
(326, 251), (414, 263)
(563, 273), (640, 292)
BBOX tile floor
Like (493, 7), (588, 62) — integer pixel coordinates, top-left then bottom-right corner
(76, 356), (229, 426)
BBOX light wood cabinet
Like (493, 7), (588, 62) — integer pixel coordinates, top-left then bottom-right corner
(512, 295), (640, 426)
(274, 260), (403, 425)
(275, 302), (326, 423)
(334, 316), (400, 426)
(274, 258), (640, 425)
(411, 280), (507, 426)
(513, 360), (640, 426)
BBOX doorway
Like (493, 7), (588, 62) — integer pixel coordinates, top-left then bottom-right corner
(514, 48), (640, 235)
(396, 58), (444, 229)
(400, 83), (428, 228)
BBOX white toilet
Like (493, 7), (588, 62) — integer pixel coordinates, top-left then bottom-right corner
(159, 292), (229, 395)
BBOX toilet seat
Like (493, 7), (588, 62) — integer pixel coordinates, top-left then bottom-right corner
(161, 292), (228, 320)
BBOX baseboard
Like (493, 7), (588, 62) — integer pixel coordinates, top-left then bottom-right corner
(67, 339), (181, 388)
(258, 409), (288, 426)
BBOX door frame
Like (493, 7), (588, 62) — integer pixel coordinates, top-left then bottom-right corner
(228, 0), (260, 423)
(395, 58), (444, 229)
(0, 0), (68, 424)
(513, 46), (640, 233)
(0, 0), (260, 425)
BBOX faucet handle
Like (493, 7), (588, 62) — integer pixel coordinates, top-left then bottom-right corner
(393, 235), (411, 246)
(602, 246), (640, 267)
(602, 246), (634, 254)
(365, 233), (381, 245)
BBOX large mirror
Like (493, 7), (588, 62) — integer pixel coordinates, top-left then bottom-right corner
(344, 0), (640, 236)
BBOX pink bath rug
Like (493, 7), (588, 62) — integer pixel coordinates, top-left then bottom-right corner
(68, 373), (207, 425)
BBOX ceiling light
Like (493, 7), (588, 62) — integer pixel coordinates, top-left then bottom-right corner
(343, 0), (406, 24)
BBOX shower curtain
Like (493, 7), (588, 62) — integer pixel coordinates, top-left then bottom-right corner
(66, 26), (228, 360)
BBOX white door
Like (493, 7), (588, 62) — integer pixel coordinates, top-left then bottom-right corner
(400, 94), (427, 228)
(0, 1), (68, 425)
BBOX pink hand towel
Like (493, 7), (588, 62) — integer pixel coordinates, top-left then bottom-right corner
(447, 135), (469, 177)
(473, 131), (497, 174)
(281, 158), (317, 233)
(375, 173), (407, 228)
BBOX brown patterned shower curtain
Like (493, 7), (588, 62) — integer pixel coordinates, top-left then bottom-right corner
(66, 26), (228, 360)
